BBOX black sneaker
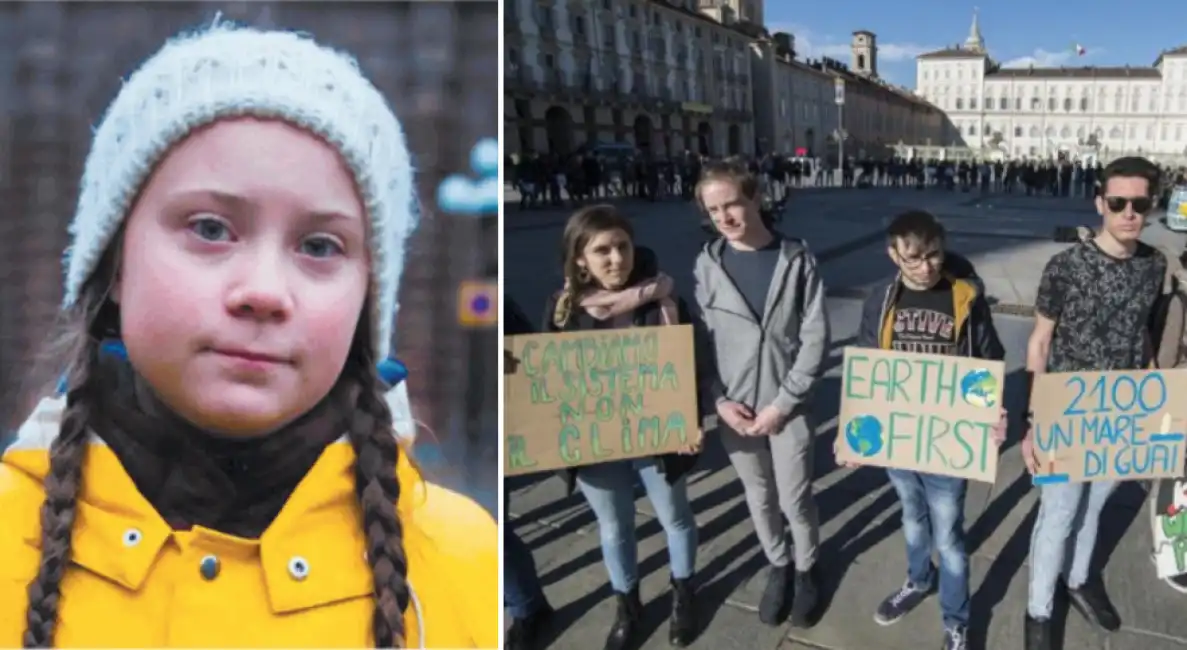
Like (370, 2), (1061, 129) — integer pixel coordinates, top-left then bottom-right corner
(789, 565), (820, 628)
(873, 579), (930, 626)
(1064, 579), (1121, 631)
(505, 605), (553, 650)
(758, 564), (790, 625)
(943, 624), (967, 650)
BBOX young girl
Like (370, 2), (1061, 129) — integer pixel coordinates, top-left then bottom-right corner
(0, 23), (496, 648)
(542, 205), (701, 650)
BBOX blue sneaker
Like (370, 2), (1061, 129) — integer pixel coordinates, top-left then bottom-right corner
(873, 579), (930, 626)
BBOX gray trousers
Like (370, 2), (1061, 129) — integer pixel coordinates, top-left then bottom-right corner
(719, 410), (820, 570)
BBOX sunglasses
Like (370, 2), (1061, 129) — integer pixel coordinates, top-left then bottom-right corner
(1104, 196), (1153, 214)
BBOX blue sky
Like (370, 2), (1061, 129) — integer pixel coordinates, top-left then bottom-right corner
(765, 0), (1187, 88)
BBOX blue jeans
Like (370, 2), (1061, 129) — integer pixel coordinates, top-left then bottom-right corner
(1027, 480), (1117, 619)
(576, 457), (698, 592)
(886, 469), (970, 628)
(504, 522), (548, 618)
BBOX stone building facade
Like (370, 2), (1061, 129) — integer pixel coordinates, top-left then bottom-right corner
(504, 0), (756, 158)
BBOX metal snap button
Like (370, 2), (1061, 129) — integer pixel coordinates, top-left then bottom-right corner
(288, 556), (311, 581)
(122, 528), (142, 547)
(199, 554), (221, 581)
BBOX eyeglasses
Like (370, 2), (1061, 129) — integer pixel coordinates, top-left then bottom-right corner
(895, 249), (944, 269)
(1104, 196), (1153, 214)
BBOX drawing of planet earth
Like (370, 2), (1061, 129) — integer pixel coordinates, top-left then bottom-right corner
(960, 369), (999, 408)
(845, 415), (883, 457)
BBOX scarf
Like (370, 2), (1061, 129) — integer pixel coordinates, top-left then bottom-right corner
(89, 375), (353, 539)
(578, 272), (679, 325)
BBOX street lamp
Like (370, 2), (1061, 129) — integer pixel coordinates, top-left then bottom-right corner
(834, 77), (845, 180)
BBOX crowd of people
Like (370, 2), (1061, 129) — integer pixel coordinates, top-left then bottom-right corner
(503, 156), (1185, 650)
(506, 149), (1187, 213)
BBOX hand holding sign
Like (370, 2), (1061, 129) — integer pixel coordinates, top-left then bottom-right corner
(990, 409), (1009, 447)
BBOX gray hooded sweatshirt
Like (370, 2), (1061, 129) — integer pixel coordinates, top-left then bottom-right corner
(692, 236), (830, 415)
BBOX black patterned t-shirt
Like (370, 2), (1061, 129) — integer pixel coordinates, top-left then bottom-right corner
(1035, 240), (1165, 372)
(891, 279), (959, 355)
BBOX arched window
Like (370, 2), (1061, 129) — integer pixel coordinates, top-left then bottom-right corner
(1060, 126), (1071, 138)
(1029, 126), (1040, 137)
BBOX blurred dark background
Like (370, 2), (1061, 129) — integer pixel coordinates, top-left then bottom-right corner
(0, 1), (498, 510)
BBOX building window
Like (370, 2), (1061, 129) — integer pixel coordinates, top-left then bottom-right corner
(1015, 98), (1022, 110)
(574, 16), (586, 37)
(968, 124), (976, 136)
(955, 98), (964, 110)
(1029, 126), (1039, 137)
(1030, 97), (1040, 110)
(1080, 98), (1088, 111)
(970, 98), (978, 109)
(1063, 98), (1071, 111)
(1014, 126), (1023, 137)
(1060, 126), (1070, 138)
(1047, 98), (1056, 111)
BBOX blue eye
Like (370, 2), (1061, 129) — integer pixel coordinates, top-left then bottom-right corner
(300, 236), (344, 258)
(190, 217), (231, 241)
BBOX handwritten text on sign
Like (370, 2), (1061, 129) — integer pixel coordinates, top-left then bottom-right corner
(835, 347), (1005, 483)
(502, 325), (701, 476)
(1031, 370), (1187, 484)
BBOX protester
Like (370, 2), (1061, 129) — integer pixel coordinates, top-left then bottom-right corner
(1020, 156), (1167, 650)
(503, 297), (554, 650)
(0, 23), (497, 647)
(692, 161), (828, 628)
(541, 205), (702, 649)
(851, 210), (1007, 650)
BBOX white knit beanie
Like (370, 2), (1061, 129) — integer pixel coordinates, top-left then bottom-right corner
(62, 20), (417, 360)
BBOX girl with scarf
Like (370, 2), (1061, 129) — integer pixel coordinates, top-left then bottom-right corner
(542, 205), (701, 650)
(0, 23), (496, 648)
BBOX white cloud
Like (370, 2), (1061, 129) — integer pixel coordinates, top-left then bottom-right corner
(1001, 47), (1100, 69)
(767, 22), (940, 64)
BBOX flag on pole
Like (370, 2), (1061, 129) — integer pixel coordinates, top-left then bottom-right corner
(1074, 43), (1086, 56)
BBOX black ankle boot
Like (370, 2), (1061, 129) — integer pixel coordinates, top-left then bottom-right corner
(604, 587), (643, 650)
(669, 577), (696, 647)
(1024, 614), (1052, 650)
(505, 605), (553, 650)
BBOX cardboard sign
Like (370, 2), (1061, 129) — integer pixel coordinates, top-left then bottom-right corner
(835, 347), (1006, 483)
(1030, 370), (1187, 484)
(1153, 477), (1187, 578)
(503, 325), (701, 476)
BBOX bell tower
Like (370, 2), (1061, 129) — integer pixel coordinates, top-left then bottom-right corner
(851, 30), (877, 77)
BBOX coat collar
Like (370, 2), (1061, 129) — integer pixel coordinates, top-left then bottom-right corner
(3, 396), (429, 646)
